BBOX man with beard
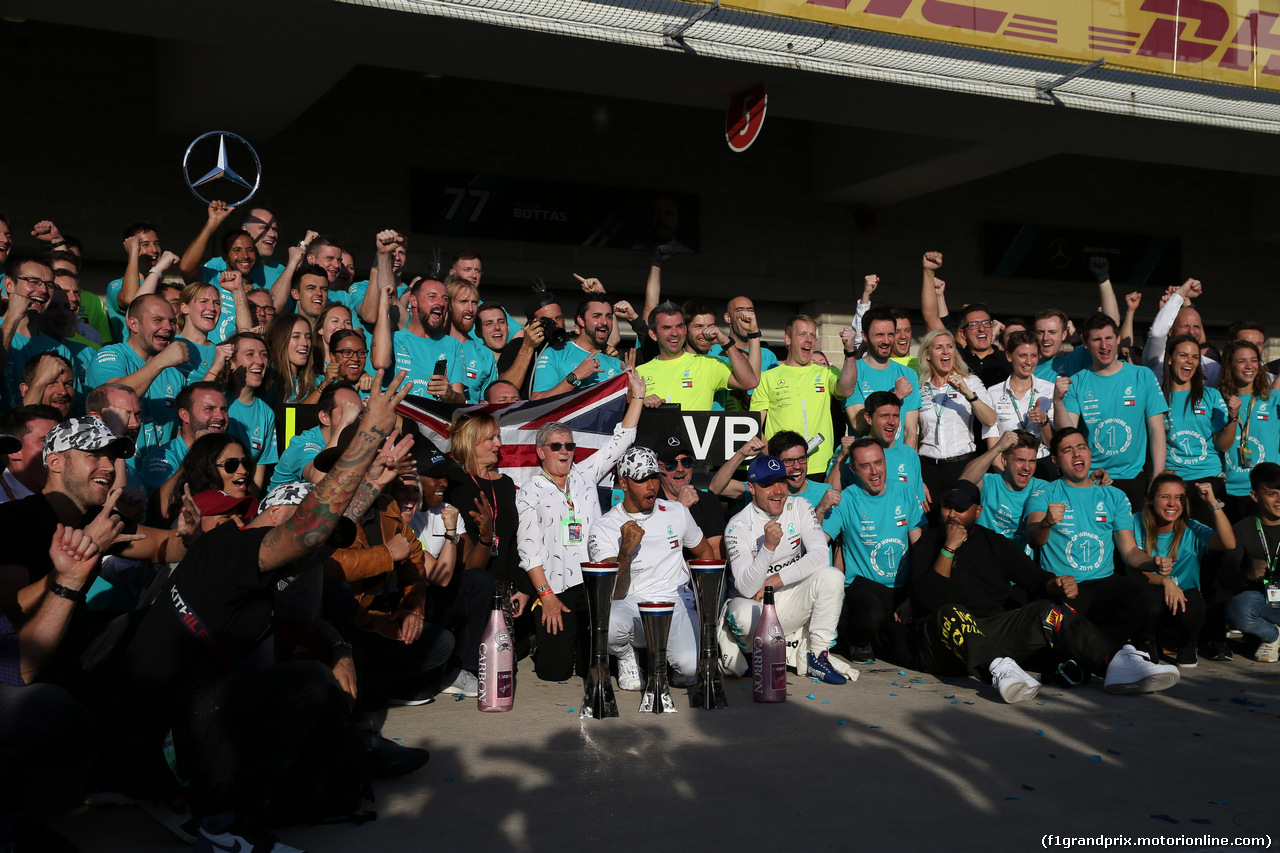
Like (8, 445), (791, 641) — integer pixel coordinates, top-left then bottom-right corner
(136, 382), (229, 506)
(105, 222), (165, 343)
(830, 392), (925, 513)
(1, 256), (54, 408)
(961, 430), (1049, 554)
(446, 277), (496, 403)
(86, 294), (190, 452)
(530, 296), (624, 399)
(684, 299), (757, 411)
(369, 232), (464, 402)
(290, 263), (330, 329)
(588, 447), (715, 690)
(846, 307), (920, 450)
(353, 237), (407, 330)
(654, 437), (726, 558)
(638, 301), (758, 410)
(0, 417), (199, 625)
(18, 353), (75, 418)
(720, 455), (848, 683)
(711, 296), (777, 389)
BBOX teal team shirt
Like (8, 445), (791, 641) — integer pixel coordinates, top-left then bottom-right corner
(270, 426), (325, 489)
(1164, 388), (1228, 481)
(178, 337), (216, 384)
(392, 329), (465, 398)
(822, 479), (926, 588)
(833, 443), (925, 511)
(104, 278), (132, 344)
(977, 472), (1047, 552)
(202, 257), (285, 290)
(849, 358), (920, 443)
(1222, 394), (1280, 496)
(85, 344), (189, 452)
(531, 341), (624, 394)
(459, 337), (498, 403)
(229, 396), (280, 466)
(1062, 362), (1167, 480)
(1131, 513), (1211, 591)
(1023, 480), (1132, 581)
(136, 437), (191, 498)
(1034, 347), (1090, 383)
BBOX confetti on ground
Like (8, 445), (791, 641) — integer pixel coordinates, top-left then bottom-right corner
(741, 685), (750, 690)
(869, 725), (882, 729)
(1209, 800), (1227, 805)
(1035, 730), (1045, 736)
(1089, 755), (1101, 762)
(964, 701), (975, 705)
(567, 708), (576, 713)
(1230, 697), (1270, 707)
(812, 678), (821, 684)
(898, 670), (906, 676)
(889, 693), (896, 696)
(1107, 749), (1122, 755)
(452, 695), (466, 702)
(444, 777), (454, 782)
(1126, 722), (1135, 726)
(837, 719), (847, 725)
(1037, 700), (1047, 706)
(945, 695), (956, 699)
(1191, 819), (1211, 825)
(393, 738), (403, 742)
(822, 700), (829, 704)
(951, 701), (958, 705)
(1150, 815), (1179, 824)
(1192, 732), (1202, 737)
(1022, 784), (1035, 791)
(1005, 797), (1022, 801)
(1049, 754), (1056, 758)
(555, 703), (567, 706)
(806, 693), (817, 700)
(1108, 728), (1122, 732)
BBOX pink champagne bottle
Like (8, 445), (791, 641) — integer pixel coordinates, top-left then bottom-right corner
(753, 586), (787, 703)
(478, 590), (515, 712)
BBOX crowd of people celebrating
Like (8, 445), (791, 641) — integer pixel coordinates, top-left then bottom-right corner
(0, 202), (1276, 853)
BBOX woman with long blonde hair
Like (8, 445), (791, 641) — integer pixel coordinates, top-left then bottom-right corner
(916, 327), (997, 520)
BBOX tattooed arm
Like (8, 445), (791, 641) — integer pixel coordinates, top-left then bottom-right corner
(343, 431), (415, 522)
(258, 371), (410, 573)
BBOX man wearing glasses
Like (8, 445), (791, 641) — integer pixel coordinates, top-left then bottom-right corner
(1, 257), (54, 410)
(655, 438), (727, 559)
(136, 382), (230, 509)
(710, 431), (841, 521)
(919, 251), (1009, 388)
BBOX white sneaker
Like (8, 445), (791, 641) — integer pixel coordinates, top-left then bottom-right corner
(615, 647), (642, 691)
(1103, 644), (1181, 695)
(989, 657), (1040, 704)
(441, 669), (479, 698)
(1255, 630), (1280, 663)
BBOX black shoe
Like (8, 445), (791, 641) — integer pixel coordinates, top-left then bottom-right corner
(362, 731), (430, 779)
(386, 692), (435, 707)
(848, 644), (875, 665)
(1174, 644), (1198, 668)
(1201, 640), (1234, 661)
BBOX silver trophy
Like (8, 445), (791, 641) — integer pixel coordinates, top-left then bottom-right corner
(638, 602), (677, 714)
(580, 562), (620, 720)
(182, 131), (261, 207)
(688, 560), (729, 710)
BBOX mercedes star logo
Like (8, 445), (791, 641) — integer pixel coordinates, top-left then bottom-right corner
(182, 131), (261, 207)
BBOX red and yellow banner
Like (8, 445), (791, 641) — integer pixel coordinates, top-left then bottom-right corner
(730, 0), (1280, 91)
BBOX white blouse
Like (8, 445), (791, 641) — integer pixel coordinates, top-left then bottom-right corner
(982, 376), (1055, 458)
(917, 374), (993, 460)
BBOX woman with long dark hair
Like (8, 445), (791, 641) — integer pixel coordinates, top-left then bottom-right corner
(165, 433), (256, 521)
(1132, 472), (1235, 668)
(1216, 340), (1278, 521)
(1160, 333), (1232, 524)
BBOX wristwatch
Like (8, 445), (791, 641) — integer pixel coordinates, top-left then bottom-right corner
(566, 371), (583, 388)
(746, 331), (763, 340)
(443, 529), (461, 545)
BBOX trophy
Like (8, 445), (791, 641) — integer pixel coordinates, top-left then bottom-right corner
(580, 562), (620, 720)
(638, 602), (677, 714)
(688, 559), (729, 710)
(182, 131), (261, 207)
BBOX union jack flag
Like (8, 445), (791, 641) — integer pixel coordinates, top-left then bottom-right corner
(396, 374), (629, 486)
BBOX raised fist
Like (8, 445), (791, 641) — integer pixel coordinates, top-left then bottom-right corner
(1088, 255), (1110, 284)
(31, 220), (63, 244)
(862, 274), (879, 298)
(922, 251), (943, 271)
(1054, 375), (1071, 400)
(207, 200), (235, 227)
(1044, 502), (1066, 527)
(762, 520), (783, 551)
(219, 270), (243, 292)
(376, 229), (403, 255)
(893, 375), (914, 400)
(1124, 291), (1142, 312)
(620, 519), (644, 554)
(613, 300), (638, 322)
(839, 327), (856, 351)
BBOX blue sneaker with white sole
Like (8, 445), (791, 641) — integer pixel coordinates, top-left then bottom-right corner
(806, 651), (848, 685)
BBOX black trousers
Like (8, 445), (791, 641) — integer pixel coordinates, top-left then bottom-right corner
(531, 583), (591, 682)
(920, 452), (977, 525)
(184, 660), (348, 824)
(1159, 587), (1206, 649)
(351, 623), (454, 710)
(915, 600), (1114, 679)
(425, 568), (493, 674)
(837, 576), (912, 666)
(1073, 574), (1164, 649)
(0, 683), (90, 811)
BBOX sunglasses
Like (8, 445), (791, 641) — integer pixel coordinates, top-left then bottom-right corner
(661, 457), (693, 471)
(221, 457), (253, 474)
(545, 442), (577, 452)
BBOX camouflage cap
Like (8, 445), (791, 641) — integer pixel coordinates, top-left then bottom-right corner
(43, 417), (136, 463)
(618, 446), (660, 482)
(260, 481), (315, 511)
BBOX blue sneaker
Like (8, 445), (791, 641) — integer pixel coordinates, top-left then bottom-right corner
(806, 651), (848, 685)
